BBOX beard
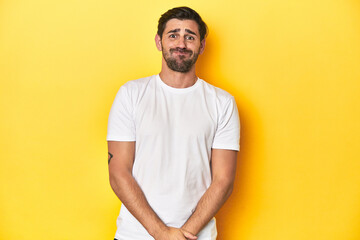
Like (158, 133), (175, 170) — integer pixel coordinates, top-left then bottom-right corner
(162, 47), (200, 73)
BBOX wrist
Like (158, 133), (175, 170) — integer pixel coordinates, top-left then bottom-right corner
(148, 223), (168, 239)
(181, 225), (196, 236)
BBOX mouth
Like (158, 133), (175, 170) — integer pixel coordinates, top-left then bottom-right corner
(170, 48), (192, 56)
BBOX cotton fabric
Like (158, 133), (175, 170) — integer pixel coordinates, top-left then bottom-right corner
(107, 75), (240, 240)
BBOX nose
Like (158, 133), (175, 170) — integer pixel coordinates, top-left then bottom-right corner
(177, 37), (186, 49)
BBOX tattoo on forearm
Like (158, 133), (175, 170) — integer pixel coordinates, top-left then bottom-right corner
(108, 152), (113, 164)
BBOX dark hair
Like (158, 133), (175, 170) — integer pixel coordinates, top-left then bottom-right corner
(157, 6), (208, 41)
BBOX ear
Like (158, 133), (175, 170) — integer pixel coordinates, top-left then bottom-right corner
(199, 39), (206, 54)
(155, 34), (162, 51)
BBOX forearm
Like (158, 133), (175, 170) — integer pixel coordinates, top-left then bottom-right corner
(181, 179), (234, 235)
(110, 171), (167, 237)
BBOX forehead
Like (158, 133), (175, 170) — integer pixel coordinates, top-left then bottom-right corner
(163, 19), (200, 35)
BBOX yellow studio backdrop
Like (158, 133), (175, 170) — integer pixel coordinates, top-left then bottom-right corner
(1, 0), (360, 239)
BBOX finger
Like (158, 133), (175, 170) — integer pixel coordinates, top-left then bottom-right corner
(181, 229), (197, 240)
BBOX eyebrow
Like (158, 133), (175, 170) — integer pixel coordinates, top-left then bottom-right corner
(167, 28), (197, 36)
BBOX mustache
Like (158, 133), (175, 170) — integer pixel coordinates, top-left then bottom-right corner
(170, 48), (193, 54)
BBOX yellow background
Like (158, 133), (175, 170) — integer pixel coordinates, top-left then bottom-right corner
(1, 0), (360, 239)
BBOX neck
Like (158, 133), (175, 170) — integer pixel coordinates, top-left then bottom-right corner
(159, 60), (198, 88)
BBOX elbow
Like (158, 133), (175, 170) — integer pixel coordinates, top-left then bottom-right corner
(109, 168), (136, 202)
(225, 182), (234, 199)
(109, 169), (129, 192)
(109, 174), (118, 191)
(109, 173), (119, 194)
(214, 178), (234, 200)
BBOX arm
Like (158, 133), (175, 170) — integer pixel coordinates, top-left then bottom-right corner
(108, 141), (197, 240)
(181, 149), (238, 235)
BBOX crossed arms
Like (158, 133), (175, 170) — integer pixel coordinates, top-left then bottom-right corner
(108, 141), (237, 240)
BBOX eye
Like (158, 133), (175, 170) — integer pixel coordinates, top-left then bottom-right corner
(186, 35), (195, 40)
(169, 34), (177, 38)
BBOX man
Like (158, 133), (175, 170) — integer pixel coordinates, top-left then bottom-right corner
(107, 6), (240, 240)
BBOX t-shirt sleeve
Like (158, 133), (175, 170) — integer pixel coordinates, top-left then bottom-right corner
(106, 85), (136, 141)
(212, 96), (240, 151)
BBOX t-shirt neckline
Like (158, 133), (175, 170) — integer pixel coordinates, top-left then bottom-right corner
(156, 74), (201, 93)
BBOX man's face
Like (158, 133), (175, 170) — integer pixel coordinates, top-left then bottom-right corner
(156, 19), (205, 73)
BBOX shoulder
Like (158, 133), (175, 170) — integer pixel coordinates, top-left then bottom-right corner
(115, 75), (156, 99)
(111, 75), (156, 109)
(199, 79), (235, 104)
(120, 75), (155, 92)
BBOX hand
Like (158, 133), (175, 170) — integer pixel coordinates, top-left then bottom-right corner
(180, 228), (197, 240)
(154, 227), (197, 240)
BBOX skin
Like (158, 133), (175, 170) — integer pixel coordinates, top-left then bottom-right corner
(155, 19), (205, 88)
(108, 19), (238, 239)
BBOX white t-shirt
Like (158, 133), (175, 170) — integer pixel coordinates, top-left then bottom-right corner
(107, 75), (240, 240)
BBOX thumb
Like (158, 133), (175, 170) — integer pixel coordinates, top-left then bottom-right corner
(181, 229), (197, 240)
